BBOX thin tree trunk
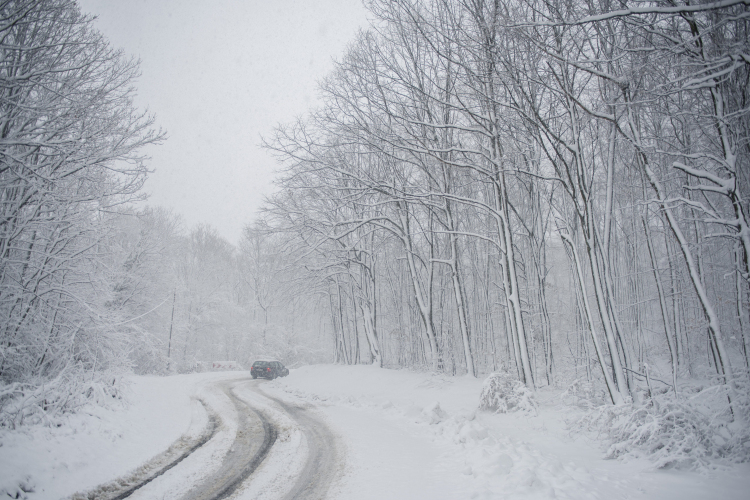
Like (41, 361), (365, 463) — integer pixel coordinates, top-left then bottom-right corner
(643, 216), (678, 395)
(562, 230), (624, 405)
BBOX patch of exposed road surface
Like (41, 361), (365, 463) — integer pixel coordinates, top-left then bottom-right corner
(72, 377), (343, 500)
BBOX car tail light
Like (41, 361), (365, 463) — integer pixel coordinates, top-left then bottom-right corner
(267, 367), (270, 371)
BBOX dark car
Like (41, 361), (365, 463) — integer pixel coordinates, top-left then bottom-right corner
(250, 360), (289, 379)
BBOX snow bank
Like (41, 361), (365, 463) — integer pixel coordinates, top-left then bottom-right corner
(267, 364), (750, 500)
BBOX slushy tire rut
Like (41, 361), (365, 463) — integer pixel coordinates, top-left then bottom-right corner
(73, 378), (340, 500)
(71, 400), (220, 500)
(269, 395), (340, 500)
(183, 380), (278, 500)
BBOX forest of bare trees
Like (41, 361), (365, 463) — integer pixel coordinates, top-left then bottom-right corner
(2, 0), (749, 456)
(262, 0), (750, 411)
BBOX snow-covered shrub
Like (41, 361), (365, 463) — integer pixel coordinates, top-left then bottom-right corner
(561, 379), (608, 408)
(574, 380), (750, 469)
(129, 330), (171, 375)
(175, 358), (208, 374)
(0, 368), (125, 429)
(479, 372), (537, 414)
(594, 400), (712, 468)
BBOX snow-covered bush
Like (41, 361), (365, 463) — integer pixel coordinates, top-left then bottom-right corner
(130, 331), (172, 375)
(562, 379), (608, 408)
(0, 368), (125, 429)
(593, 400), (713, 468)
(177, 359), (209, 374)
(574, 380), (750, 469)
(479, 372), (537, 414)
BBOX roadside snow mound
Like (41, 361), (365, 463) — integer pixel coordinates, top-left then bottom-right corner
(479, 372), (537, 415)
(421, 401), (448, 424)
(269, 365), (750, 499)
(426, 410), (598, 500)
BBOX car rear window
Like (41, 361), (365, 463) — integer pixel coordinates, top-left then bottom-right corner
(252, 361), (270, 367)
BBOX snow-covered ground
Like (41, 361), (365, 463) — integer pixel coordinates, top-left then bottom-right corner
(266, 365), (750, 500)
(0, 372), (240, 499)
(1, 365), (749, 499)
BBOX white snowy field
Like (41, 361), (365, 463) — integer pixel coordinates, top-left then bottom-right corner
(1, 365), (749, 499)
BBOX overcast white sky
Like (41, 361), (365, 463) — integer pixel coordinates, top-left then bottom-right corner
(77, 0), (370, 244)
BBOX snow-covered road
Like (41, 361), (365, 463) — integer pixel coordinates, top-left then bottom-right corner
(2, 366), (749, 499)
(0, 372), (342, 499)
(73, 376), (344, 500)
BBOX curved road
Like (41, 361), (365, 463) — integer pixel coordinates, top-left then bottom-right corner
(75, 377), (341, 500)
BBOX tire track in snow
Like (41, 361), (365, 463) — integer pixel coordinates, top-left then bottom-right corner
(202, 381), (344, 500)
(71, 399), (220, 500)
(271, 397), (340, 500)
(181, 380), (277, 500)
(72, 378), (340, 500)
